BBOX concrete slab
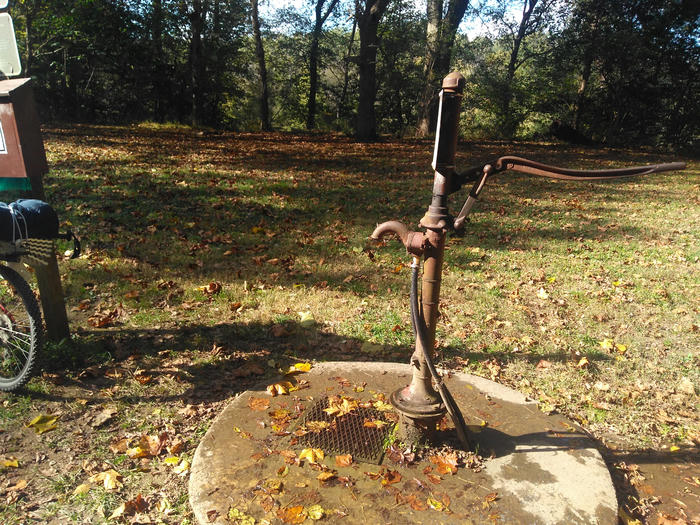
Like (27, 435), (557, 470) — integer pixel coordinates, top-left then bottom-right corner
(190, 362), (617, 524)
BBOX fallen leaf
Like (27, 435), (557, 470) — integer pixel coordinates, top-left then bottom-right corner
(599, 338), (614, 351)
(335, 454), (353, 467)
(92, 406), (118, 428)
(89, 469), (123, 491)
(173, 459), (190, 476)
(299, 448), (324, 464)
(306, 504), (324, 520)
(277, 505), (306, 524)
(286, 362), (312, 374)
(266, 381), (295, 396)
(618, 507), (642, 525)
(317, 471), (336, 482)
(164, 456), (180, 466)
(109, 494), (149, 520)
(298, 311), (315, 328)
(429, 452), (459, 475)
(1, 457), (19, 468)
(381, 469), (402, 486)
(72, 483), (91, 496)
(305, 421), (331, 432)
(7, 479), (28, 492)
(249, 397), (271, 411)
(577, 356), (589, 368)
(26, 414), (59, 434)
(229, 508), (256, 524)
(109, 438), (128, 454)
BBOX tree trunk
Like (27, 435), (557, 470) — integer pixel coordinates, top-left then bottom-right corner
(151, 0), (166, 122)
(416, 0), (469, 137)
(189, 0), (207, 127)
(355, 0), (391, 141)
(306, 0), (340, 130)
(251, 0), (271, 131)
(500, 0), (537, 139)
(338, 13), (358, 124)
(574, 49), (593, 132)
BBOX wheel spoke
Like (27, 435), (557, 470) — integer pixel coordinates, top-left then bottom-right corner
(0, 325), (32, 342)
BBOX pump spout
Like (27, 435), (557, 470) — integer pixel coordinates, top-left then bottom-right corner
(371, 221), (426, 257)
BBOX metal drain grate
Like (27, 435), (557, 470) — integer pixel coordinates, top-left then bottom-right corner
(295, 396), (395, 464)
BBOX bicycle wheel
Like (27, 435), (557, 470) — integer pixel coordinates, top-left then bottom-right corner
(0, 265), (42, 391)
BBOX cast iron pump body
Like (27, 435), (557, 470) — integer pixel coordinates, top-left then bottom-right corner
(372, 72), (685, 449)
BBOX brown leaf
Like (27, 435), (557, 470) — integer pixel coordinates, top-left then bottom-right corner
(277, 505), (306, 524)
(317, 471), (336, 482)
(536, 359), (552, 369)
(381, 469), (402, 486)
(429, 451), (459, 475)
(426, 473), (442, 484)
(109, 438), (128, 454)
(335, 454), (353, 467)
(406, 493), (428, 511)
(248, 397), (271, 411)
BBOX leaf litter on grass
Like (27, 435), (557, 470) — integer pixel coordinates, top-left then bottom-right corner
(0, 125), (694, 524)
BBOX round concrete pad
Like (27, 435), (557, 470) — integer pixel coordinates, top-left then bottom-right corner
(190, 362), (616, 524)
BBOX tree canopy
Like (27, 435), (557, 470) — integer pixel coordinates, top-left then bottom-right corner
(8, 0), (699, 149)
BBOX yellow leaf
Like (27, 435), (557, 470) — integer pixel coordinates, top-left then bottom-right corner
(126, 446), (150, 459)
(173, 459), (190, 476)
(155, 497), (171, 514)
(164, 456), (180, 465)
(615, 343), (627, 354)
(1, 457), (19, 468)
(89, 469), (123, 491)
(26, 414), (59, 434)
(286, 362), (312, 374)
(599, 338), (614, 351)
(669, 446), (680, 452)
(298, 311), (315, 328)
(619, 507), (642, 525)
(72, 483), (91, 496)
(373, 400), (393, 412)
(299, 448), (324, 464)
(109, 503), (127, 520)
(266, 381), (295, 396)
(306, 504), (324, 520)
(577, 357), (589, 368)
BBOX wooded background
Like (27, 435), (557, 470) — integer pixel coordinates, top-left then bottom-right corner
(9, 0), (699, 149)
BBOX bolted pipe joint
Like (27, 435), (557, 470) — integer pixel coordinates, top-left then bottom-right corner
(371, 220), (426, 257)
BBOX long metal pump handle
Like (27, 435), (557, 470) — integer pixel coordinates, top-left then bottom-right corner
(453, 156), (687, 230)
(494, 156), (686, 180)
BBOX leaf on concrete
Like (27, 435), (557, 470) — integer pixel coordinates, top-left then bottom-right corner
(266, 381), (295, 396)
(429, 451), (459, 475)
(335, 454), (353, 467)
(306, 504), (324, 520)
(277, 505), (306, 524)
(249, 397), (271, 411)
(285, 362), (312, 375)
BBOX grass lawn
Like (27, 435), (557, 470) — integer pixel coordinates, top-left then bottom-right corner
(0, 124), (697, 523)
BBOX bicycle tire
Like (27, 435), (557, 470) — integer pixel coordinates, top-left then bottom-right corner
(0, 265), (42, 392)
